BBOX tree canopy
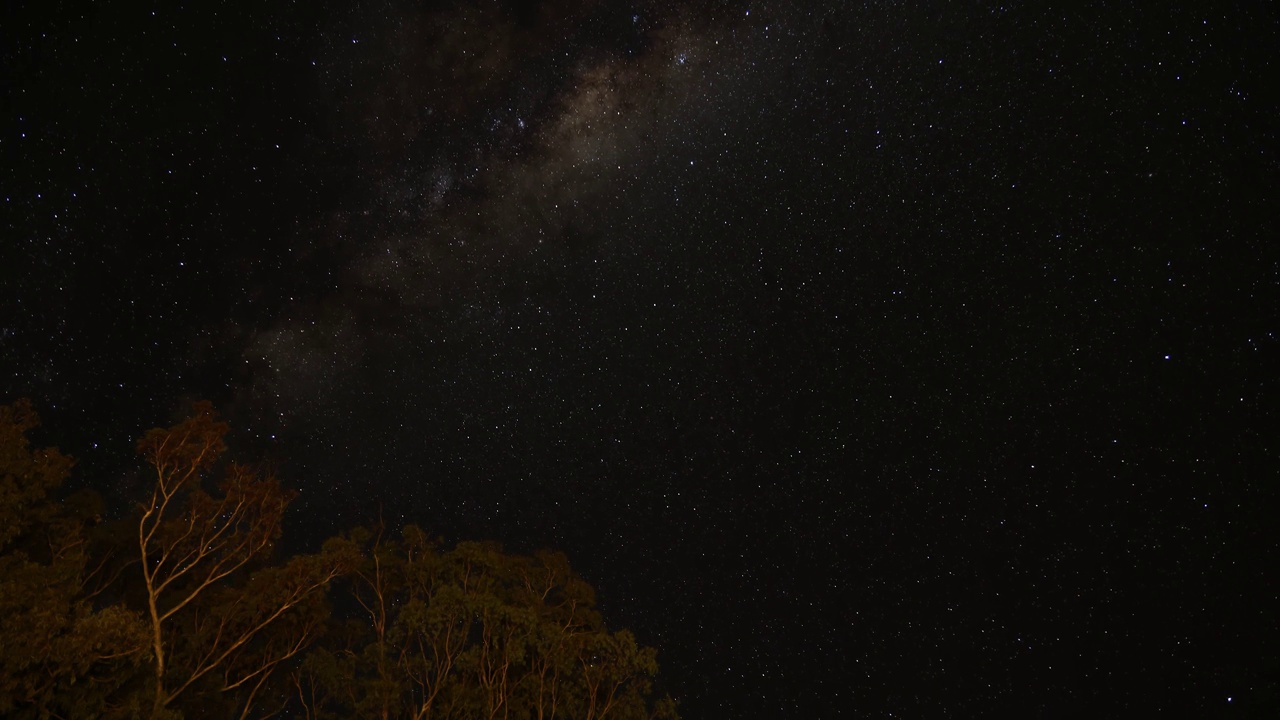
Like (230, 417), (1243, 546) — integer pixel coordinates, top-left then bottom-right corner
(0, 400), (678, 720)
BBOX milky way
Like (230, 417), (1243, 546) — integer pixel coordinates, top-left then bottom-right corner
(5, 1), (1275, 715)
(238, 3), (798, 450)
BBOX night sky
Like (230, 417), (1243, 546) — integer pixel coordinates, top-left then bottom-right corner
(3, 1), (1278, 716)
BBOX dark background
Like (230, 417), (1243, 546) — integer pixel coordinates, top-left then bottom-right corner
(3, 1), (1277, 716)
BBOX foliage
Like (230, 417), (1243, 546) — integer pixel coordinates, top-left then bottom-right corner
(0, 400), (150, 719)
(134, 402), (356, 718)
(0, 399), (677, 719)
(295, 528), (679, 720)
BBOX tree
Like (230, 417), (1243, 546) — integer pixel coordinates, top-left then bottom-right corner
(0, 398), (681, 719)
(294, 527), (679, 720)
(0, 400), (150, 719)
(134, 402), (354, 718)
